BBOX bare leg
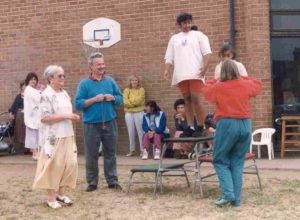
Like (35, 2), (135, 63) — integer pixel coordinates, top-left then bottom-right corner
(191, 92), (205, 126)
(183, 92), (194, 127)
(58, 186), (65, 196)
(47, 189), (56, 202)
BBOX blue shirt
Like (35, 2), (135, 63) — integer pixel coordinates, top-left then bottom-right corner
(75, 75), (123, 123)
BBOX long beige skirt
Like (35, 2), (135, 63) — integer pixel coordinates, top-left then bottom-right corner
(33, 136), (78, 191)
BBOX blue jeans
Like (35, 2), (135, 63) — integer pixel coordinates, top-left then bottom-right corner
(213, 118), (252, 205)
(84, 120), (118, 186)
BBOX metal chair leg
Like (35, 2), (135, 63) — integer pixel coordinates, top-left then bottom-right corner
(198, 168), (204, 198)
(127, 172), (134, 193)
(153, 172), (159, 197)
(159, 172), (163, 193)
(253, 159), (262, 190)
(183, 168), (190, 187)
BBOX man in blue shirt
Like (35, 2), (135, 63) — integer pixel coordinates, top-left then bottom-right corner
(75, 52), (123, 192)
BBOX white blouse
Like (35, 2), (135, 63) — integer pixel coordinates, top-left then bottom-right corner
(214, 60), (248, 79)
(24, 85), (41, 129)
(40, 86), (74, 140)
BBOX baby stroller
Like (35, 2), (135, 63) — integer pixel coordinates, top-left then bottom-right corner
(0, 111), (16, 155)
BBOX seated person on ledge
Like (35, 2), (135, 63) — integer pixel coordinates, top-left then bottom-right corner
(172, 99), (196, 159)
(141, 100), (169, 160)
(202, 113), (216, 150)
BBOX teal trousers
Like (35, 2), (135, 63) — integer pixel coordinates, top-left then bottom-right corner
(213, 118), (252, 205)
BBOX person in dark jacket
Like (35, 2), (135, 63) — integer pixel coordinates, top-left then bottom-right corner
(8, 81), (26, 148)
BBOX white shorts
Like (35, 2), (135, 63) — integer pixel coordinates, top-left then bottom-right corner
(25, 126), (39, 149)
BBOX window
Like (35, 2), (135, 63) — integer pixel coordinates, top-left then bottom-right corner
(271, 0), (300, 106)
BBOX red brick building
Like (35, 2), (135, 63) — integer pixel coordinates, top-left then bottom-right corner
(1, 0), (296, 153)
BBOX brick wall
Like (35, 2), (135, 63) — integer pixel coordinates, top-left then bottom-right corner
(0, 0), (271, 154)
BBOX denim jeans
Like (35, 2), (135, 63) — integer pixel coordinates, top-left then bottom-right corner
(84, 119), (118, 186)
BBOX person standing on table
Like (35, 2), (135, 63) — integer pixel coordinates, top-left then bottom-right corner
(163, 12), (212, 137)
(33, 65), (80, 209)
(75, 52), (123, 192)
(202, 60), (262, 207)
(24, 72), (41, 160)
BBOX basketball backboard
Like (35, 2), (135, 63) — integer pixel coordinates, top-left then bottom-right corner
(83, 17), (121, 48)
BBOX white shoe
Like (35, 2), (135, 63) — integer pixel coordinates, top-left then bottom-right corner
(142, 149), (148, 160)
(154, 149), (161, 160)
(57, 195), (73, 205)
(47, 200), (62, 209)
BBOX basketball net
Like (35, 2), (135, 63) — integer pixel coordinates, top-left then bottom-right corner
(81, 39), (104, 60)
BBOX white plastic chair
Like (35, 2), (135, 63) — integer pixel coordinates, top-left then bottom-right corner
(250, 128), (276, 160)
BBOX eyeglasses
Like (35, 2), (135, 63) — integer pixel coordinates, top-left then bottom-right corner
(58, 74), (66, 79)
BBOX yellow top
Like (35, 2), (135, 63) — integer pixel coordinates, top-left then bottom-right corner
(123, 87), (145, 113)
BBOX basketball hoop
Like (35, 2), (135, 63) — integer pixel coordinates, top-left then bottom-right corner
(81, 39), (103, 60)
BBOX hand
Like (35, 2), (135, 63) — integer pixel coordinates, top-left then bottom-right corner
(148, 131), (154, 138)
(208, 127), (216, 133)
(93, 94), (105, 103)
(104, 94), (115, 102)
(8, 113), (14, 120)
(163, 70), (170, 81)
(198, 67), (207, 77)
(175, 113), (184, 120)
(68, 113), (80, 121)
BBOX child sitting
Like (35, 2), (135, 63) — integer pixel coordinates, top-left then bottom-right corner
(142, 100), (169, 160)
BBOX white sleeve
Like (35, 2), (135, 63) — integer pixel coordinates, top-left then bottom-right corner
(199, 33), (212, 56)
(214, 63), (221, 79)
(164, 37), (174, 64)
(238, 62), (248, 76)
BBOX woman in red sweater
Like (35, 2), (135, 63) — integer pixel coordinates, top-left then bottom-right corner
(202, 60), (262, 207)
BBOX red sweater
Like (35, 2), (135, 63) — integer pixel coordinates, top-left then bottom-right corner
(202, 77), (262, 122)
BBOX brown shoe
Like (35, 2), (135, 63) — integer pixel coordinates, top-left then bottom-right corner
(126, 151), (135, 157)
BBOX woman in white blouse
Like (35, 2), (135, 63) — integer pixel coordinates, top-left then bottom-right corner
(32, 65), (80, 209)
(24, 72), (41, 160)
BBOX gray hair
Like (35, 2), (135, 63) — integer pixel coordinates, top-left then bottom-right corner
(220, 60), (240, 82)
(43, 65), (64, 83)
(88, 52), (104, 67)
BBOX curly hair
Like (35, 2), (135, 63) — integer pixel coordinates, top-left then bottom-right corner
(173, 99), (185, 110)
(25, 72), (38, 86)
(176, 13), (193, 25)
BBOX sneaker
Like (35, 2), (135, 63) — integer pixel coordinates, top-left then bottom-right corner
(154, 149), (161, 160)
(126, 151), (135, 157)
(56, 195), (73, 206)
(142, 149), (148, 160)
(192, 125), (204, 137)
(179, 127), (195, 137)
(47, 200), (62, 209)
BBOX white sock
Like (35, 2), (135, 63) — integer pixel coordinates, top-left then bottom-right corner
(190, 126), (195, 130)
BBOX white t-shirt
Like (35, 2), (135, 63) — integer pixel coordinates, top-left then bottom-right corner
(24, 85), (41, 129)
(164, 30), (212, 85)
(214, 60), (248, 79)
